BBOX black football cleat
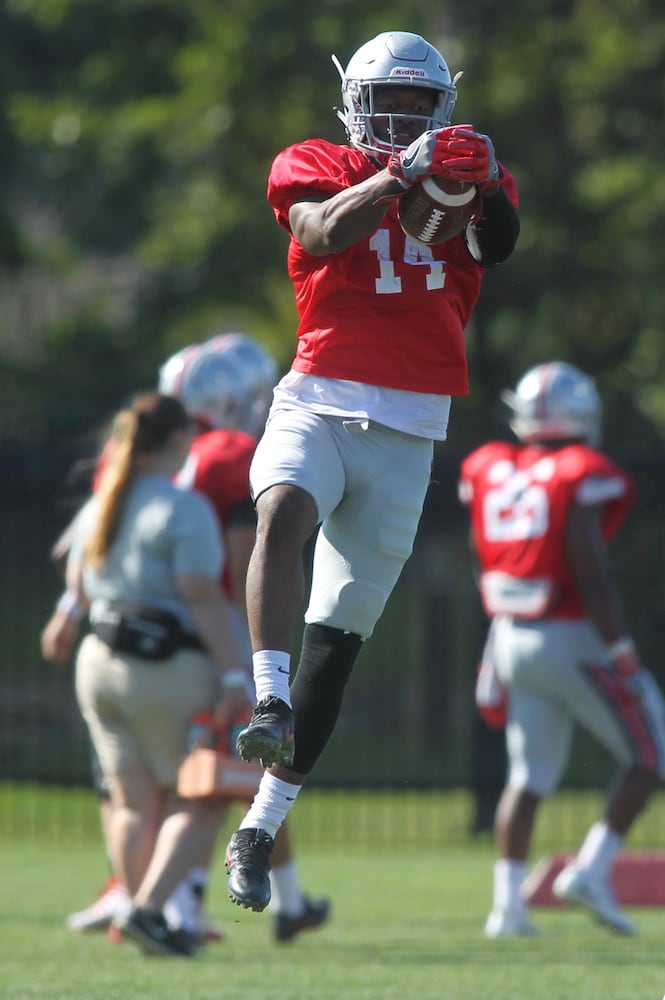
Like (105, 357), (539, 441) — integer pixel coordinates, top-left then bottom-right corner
(235, 697), (295, 768)
(113, 906), (197, 957)
(273, 896), (331, 943)
(226, 828), (275, 912)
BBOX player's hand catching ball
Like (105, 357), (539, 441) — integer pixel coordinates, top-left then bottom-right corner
(387, 125), (500, 193)
(387, 127), (459, 188)
(609, 637), (653, 708)
(433, 126), (500, 191)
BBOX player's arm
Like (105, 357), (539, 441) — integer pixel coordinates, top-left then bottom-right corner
(464, 185), (520, 266)
(50, 517), (76, 577)
(177, 571), (253, 724)
(564, 499), (629, 645)
(288, 168), (406, 256)
(41, 555), (89, 665)
(224, 497), (258, 624)
(466, 524), (483, 589)
(566, 497), (652, 692)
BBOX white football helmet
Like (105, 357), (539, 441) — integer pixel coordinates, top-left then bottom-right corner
(158, 333), (277, 436)
(204, 333), (278, 437)
(332, 31), (458, 164)
(157, 343), (205, 402)
(502, 362), (602, 446)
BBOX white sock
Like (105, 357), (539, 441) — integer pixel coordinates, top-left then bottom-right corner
(239, 772), (301, 840)
(493, 858), (528, 911)
(253, 649), (292, 706)
(163, 878), (198, 931)
(269, 861), (305, 917)
(575, 821), (623, 880)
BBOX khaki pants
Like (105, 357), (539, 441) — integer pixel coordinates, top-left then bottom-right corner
(75, 633), (220, 787)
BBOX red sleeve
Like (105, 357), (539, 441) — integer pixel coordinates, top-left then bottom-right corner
(459, 442), (515, 503)
(267, 140), (375, 230)
(184, 430), (256, 527)
(496, 163), (519, 209)
(557, 445), (635, 541)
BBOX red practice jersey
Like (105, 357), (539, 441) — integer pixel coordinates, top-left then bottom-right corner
(268, 139), (519, 397)
(175, 428), (257, 599)
(459, 441), (635, 620)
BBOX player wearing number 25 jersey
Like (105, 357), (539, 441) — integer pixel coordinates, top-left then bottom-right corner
(226, 30), (520, 915)
(459, 439), (634, 621)
(459, 362), (665, 940)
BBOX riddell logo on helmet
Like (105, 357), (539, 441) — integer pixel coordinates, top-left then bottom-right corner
(390, 67), (427, 78)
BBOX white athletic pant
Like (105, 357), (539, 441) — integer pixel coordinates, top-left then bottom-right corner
(487, 616), (665, 796)
(250, 409), (434, 640)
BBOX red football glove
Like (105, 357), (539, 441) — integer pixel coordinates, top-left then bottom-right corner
(475, 653), (507, 729)
(433, 125), (500, 191)
(608, 638), (648, 708)
(387, 126), (465, 187)
(388, 124), (500, 192)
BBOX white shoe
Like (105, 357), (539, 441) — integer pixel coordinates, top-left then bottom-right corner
(66, 877), (131, 932)
(552, 864), (636, 935)
(484, 907), (538, 938)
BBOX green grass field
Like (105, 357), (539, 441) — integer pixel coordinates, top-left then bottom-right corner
(2, 786), (665, 1000)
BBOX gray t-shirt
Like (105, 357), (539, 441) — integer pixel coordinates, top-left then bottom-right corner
(70, 473), (224, 634)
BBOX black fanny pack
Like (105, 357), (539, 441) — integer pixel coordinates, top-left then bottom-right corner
(91, 602), (205, 661)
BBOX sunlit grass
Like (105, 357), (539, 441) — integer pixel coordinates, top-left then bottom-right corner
(2, 786), (664, 999)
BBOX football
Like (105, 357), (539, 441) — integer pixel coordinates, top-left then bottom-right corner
(397, 176), (480, 245)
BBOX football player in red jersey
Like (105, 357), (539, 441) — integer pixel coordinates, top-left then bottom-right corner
(459, 362), (665, 938)
(42, 334), (329, 945)
(225, 30), (520, 911)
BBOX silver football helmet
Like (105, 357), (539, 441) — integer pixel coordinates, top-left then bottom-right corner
(502, 362), (602, 446)
(332, 31), (459, 163)
(158, 341), (245, 431)
(159, 334), (277, 436)
(204, 333), (278, 437)
(157, 343), (205, 402)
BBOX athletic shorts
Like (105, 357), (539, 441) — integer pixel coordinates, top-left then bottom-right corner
(490, 616), (665, 796)
(250, 409), (434, 639)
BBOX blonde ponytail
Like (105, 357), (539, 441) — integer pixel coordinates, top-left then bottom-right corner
(84, 392), (189, 567)
(84, 408), (139, 566)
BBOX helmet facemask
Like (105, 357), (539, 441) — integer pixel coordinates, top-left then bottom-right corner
(333, 32), (459, 164)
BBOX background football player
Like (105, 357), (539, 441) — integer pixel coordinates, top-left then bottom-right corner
(459, 361), (665, 938)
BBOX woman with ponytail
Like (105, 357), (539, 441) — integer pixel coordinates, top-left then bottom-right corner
(67, 392), (251, 956)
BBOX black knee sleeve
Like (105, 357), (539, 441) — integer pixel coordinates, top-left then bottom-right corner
(290, 623), (363, 775)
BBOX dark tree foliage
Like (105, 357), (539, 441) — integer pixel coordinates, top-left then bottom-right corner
(1, 0), (664, 453)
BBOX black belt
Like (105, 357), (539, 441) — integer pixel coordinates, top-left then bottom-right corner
(91, 602), (205, 660)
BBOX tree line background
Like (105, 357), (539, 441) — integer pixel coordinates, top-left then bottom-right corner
(1, 0), (664, 796)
